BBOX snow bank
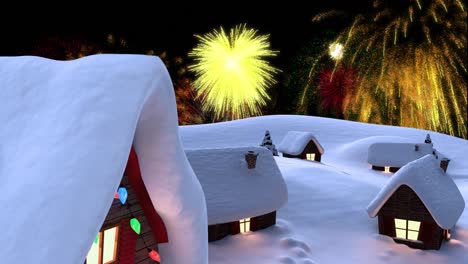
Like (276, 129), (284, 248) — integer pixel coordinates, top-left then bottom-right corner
(367, 155), (465, 229)
(278, 131), (324, 155)
(0, 55), (207, 264)
(185, 147), (288, 225)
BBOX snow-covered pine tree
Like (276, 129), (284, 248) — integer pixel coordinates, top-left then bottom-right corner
(260, 130), (278, 156)
(425, 133), (432, 144)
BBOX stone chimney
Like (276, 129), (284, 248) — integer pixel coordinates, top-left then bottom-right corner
(440, 158), (450, 173)
(245, 150), (259, 169)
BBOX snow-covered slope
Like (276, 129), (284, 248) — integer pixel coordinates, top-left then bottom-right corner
(179, 115), (468, 264)
(0, 55), (207, 264)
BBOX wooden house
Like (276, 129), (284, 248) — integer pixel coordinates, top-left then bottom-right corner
(368, 135), (438, 173)
(185, 147), (288, 242)
(85, 147), (168, 264)
(278, 131), (324, 162)
(367, 155), (464, 250)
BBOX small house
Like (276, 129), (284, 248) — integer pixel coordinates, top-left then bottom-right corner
(85, 147), (168, 264)
(368, 134), (439, 173)
(278, 131), (324, 162)
(367, 155), (464, 250)
(185, 147), (288, 242)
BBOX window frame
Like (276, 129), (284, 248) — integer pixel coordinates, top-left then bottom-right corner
(306, 153), (316, 161)
(85, 223), (120, 264)
(394, 218), (421, 241)
(239, 218), (251, 233)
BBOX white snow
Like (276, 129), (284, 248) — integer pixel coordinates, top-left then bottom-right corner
(179, 115), (468, 264)
(368, 142), (436, 168)
(2, 53), (467, 264)
(0, 55), (207, 264)
(185, 147), (288, 225)
(367, 154), (465, 229)
(278, 131), (324, 155)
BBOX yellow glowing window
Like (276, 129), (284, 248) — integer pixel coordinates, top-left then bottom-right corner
(394, 218), (420, 241)
(86, 226), (119, 264)
(384, 166), (390, 173)
(306, 153), (316, 161)
(240, 218), (251, 233)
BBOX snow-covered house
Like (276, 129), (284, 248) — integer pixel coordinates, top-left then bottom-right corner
(367, 155), (464, 250)
(185, 147), (288, 241)
(278, 131), (324, 162)
(85, 147), (168, 264)
(368, 134), (438, 173)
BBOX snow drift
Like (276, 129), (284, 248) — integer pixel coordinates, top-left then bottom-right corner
(0, 55), (207, 264)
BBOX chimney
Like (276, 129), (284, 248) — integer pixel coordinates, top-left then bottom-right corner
(440, 158), (450, 173)
(245, 150), (259, 169)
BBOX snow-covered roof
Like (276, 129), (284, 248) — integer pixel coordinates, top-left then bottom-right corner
(0, 55), (207, 264)
(368, 142), (434, 167)
(185, 147), (288, 225)
(278, 131), (324, 155)
(367, 155), (465, 229)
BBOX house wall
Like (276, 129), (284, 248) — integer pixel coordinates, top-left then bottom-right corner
(283, 141), (322, 162)
(102, 175), (159, 263)
(208, 211), (277, 242)
(377, 185), (444, 250)
(300, 142), (322, 162)
(251, 211), (276, 231)
(371, 165), (400, 173)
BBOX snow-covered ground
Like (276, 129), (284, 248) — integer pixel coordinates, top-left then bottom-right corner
(180, 115), (468, 264)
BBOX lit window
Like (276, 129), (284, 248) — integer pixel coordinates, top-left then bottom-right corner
(86, 226), (119, 264)
(240, 218), (251, 233)
(384, 166), (390, 173)
(86, 233), (101, 264)
(306, 153), (316, 161)
(394, 218), (420, 241)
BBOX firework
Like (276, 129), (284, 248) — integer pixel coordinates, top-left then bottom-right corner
(188, 24), (279, 120)
(318, 66), (357, 117)
(309, 0), (467, 138)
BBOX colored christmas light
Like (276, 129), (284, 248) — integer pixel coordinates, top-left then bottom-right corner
(130, 218), (141, 234)
(147, 248), (161, 262)
(118, 187), (128, 205)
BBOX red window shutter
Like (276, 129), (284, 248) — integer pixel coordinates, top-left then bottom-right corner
(116, 218), (138, 264)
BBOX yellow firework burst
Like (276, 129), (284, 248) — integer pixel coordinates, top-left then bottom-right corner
(310, 0), (467, 138)
(188, 24), (279, 120)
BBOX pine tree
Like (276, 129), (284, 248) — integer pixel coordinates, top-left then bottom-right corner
(425, 133), (432, 144)
(260, 130), (278, 156)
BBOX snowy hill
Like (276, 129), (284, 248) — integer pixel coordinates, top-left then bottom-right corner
(180, 115), (468, 264)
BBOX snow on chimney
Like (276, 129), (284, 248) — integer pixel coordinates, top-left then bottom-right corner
(245, 150), (259, 169)
(440, 158), (450, 173)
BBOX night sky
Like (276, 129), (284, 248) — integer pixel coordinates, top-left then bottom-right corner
(1, 1), (369, 68)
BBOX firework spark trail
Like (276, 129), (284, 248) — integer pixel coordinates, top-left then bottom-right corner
(189, 24), (279, 120)
(307, 0), (467, 138)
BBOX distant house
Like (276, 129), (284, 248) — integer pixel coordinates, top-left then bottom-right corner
(278, 131), (324, 162)
(85, 147), (168, 264)
(185, 147), (288, 242)
(367, 155), (464, 250)
(368, 134), (438, 173)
